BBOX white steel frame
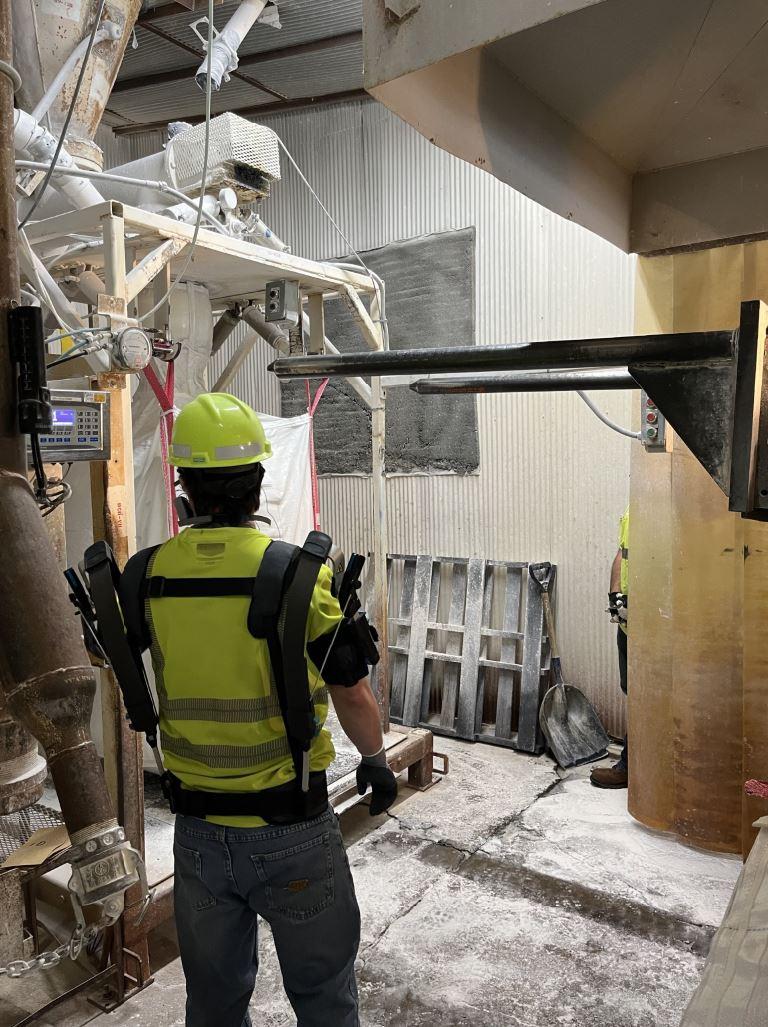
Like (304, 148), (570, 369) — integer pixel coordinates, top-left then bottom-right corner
(25, 199), (390, 725)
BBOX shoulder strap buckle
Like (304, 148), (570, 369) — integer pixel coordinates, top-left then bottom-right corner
(146, 576), (166, 599)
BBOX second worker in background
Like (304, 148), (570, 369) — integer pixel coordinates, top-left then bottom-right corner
(591, 506), (629, 789)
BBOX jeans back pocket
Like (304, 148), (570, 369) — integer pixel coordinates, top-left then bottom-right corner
(174, 842), (217, 912)
(251, 831), (334, 921)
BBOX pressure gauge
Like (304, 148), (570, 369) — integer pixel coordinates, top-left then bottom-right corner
(112, 328), (152, 372)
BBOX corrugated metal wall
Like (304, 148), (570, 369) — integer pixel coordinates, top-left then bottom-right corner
(103, 98), (635, 734)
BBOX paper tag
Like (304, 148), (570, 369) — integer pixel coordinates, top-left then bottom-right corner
(1, 826), (71, 869)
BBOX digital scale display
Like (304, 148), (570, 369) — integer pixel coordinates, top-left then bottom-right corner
(30, 390), (111, 463)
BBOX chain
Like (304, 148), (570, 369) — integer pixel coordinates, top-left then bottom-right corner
(0, 924), (100, 979)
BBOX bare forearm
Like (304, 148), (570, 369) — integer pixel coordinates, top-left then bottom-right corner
(329, 678), (384, 756)
(610, 549), (622, 592)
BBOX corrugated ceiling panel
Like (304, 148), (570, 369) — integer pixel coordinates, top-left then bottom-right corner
(121, 0), (360, 79)
(107, 75), (276, 123)
(236, 40), (363, 98)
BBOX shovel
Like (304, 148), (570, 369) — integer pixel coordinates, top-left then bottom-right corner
(530, 562), (609, 768)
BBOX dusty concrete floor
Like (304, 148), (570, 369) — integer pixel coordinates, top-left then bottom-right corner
(1, 740), (742, 1027)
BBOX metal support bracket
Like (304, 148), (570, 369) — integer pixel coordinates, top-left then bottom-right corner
(271, 300), (768, 519)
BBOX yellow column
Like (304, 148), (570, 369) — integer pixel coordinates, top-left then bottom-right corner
(629, 243), (768, 855)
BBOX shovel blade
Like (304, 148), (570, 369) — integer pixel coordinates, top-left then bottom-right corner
(539, 683), (610, 769)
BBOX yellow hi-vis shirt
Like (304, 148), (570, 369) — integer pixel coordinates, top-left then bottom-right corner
(144, 526), (342, 827)
(619, 507), (629, 634)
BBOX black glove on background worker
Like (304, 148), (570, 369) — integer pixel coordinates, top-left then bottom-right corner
(607, 591), (628, 623)
(357, 747), (398, 815)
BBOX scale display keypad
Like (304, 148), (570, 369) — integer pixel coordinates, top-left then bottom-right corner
(31, 390), (111, 463)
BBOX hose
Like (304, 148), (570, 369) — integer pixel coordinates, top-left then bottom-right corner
(576, 391), (641, 440)
(14, 161), (226, 235)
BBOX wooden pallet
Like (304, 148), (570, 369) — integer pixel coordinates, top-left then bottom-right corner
(387, 555), (554, 753)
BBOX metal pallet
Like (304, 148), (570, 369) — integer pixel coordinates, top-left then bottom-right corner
(387, 555), (554, 753)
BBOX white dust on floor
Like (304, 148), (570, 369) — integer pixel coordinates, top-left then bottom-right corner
(482, 776), (741, 927)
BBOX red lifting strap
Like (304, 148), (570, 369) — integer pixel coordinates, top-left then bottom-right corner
(305, 378), (329, 531)
(143, 361), (178, 537)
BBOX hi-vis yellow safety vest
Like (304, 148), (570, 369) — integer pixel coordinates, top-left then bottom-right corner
(144, 526), (342, 827)
(619, 507), (629, 634)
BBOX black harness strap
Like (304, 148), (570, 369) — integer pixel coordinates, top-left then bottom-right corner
(146, 577), (256, 598)
(247, 540), (296, 636)
(163, 770), (328, 823)
(277, 533), (332, 790)
(84, 541), (160, 747)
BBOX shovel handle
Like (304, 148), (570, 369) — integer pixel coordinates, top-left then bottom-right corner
(530, 563), (560, 665)
(529, 561), (553, 592)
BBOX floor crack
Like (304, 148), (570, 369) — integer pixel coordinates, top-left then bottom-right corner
(357, 888), (432, 969)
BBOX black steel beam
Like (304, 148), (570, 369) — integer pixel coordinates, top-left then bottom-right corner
(409, 368), (639, 394)
(112, 88), (369, 135)
(269, 331), (736, 379)
(114, 30), (363, 94)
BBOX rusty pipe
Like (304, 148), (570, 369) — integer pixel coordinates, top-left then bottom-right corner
(0, 470), (114, 837)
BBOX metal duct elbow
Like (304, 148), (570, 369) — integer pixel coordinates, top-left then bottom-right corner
(14, 108), (104, 210)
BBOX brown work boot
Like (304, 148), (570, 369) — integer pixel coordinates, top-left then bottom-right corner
(590, 764), (628, 789)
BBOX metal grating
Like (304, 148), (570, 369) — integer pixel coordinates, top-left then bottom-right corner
(170, 113), (282, 190)
(387, 555), (554, 753)
(0, 804), (63, 863)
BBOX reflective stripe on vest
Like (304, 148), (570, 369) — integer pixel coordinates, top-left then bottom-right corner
(162, 688), (327, 723)
(160, 731), (292, 769)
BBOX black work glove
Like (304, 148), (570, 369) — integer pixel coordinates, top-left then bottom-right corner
(607, 591), (628, 623)
(356, 750), (398, 816)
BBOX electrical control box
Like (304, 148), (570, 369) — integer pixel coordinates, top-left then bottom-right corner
(29, 389), (111, 463)
(641, 391), (666, 450)
(265, 280), (301, 328)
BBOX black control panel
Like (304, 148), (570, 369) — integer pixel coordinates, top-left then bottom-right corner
(29, 389), (111, 463)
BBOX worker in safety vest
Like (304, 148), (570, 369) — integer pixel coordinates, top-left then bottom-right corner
(120, 393), (397, 1027)
(591, 507), (629, 789)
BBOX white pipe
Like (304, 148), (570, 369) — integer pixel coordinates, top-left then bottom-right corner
(14, 160), (227, 234)
(577, 391), (641, 440)
(14, 110), (104, 209)
(17, 230), (85, 332)
(195, 0), (268, 90)
(248, 213), (290, 252)
(162, 195), (220, 226)
(32, 22), (121, 123)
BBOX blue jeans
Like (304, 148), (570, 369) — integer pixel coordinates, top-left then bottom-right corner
(173, 806), (361, 1027)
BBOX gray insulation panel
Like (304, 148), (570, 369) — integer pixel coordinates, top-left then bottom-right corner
(281, 227), (479, 474)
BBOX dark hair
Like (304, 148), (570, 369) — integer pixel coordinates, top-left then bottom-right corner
(179, 463), (265, 526)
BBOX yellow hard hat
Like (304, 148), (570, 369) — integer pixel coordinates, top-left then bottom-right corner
(169, 393), (272, 468)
